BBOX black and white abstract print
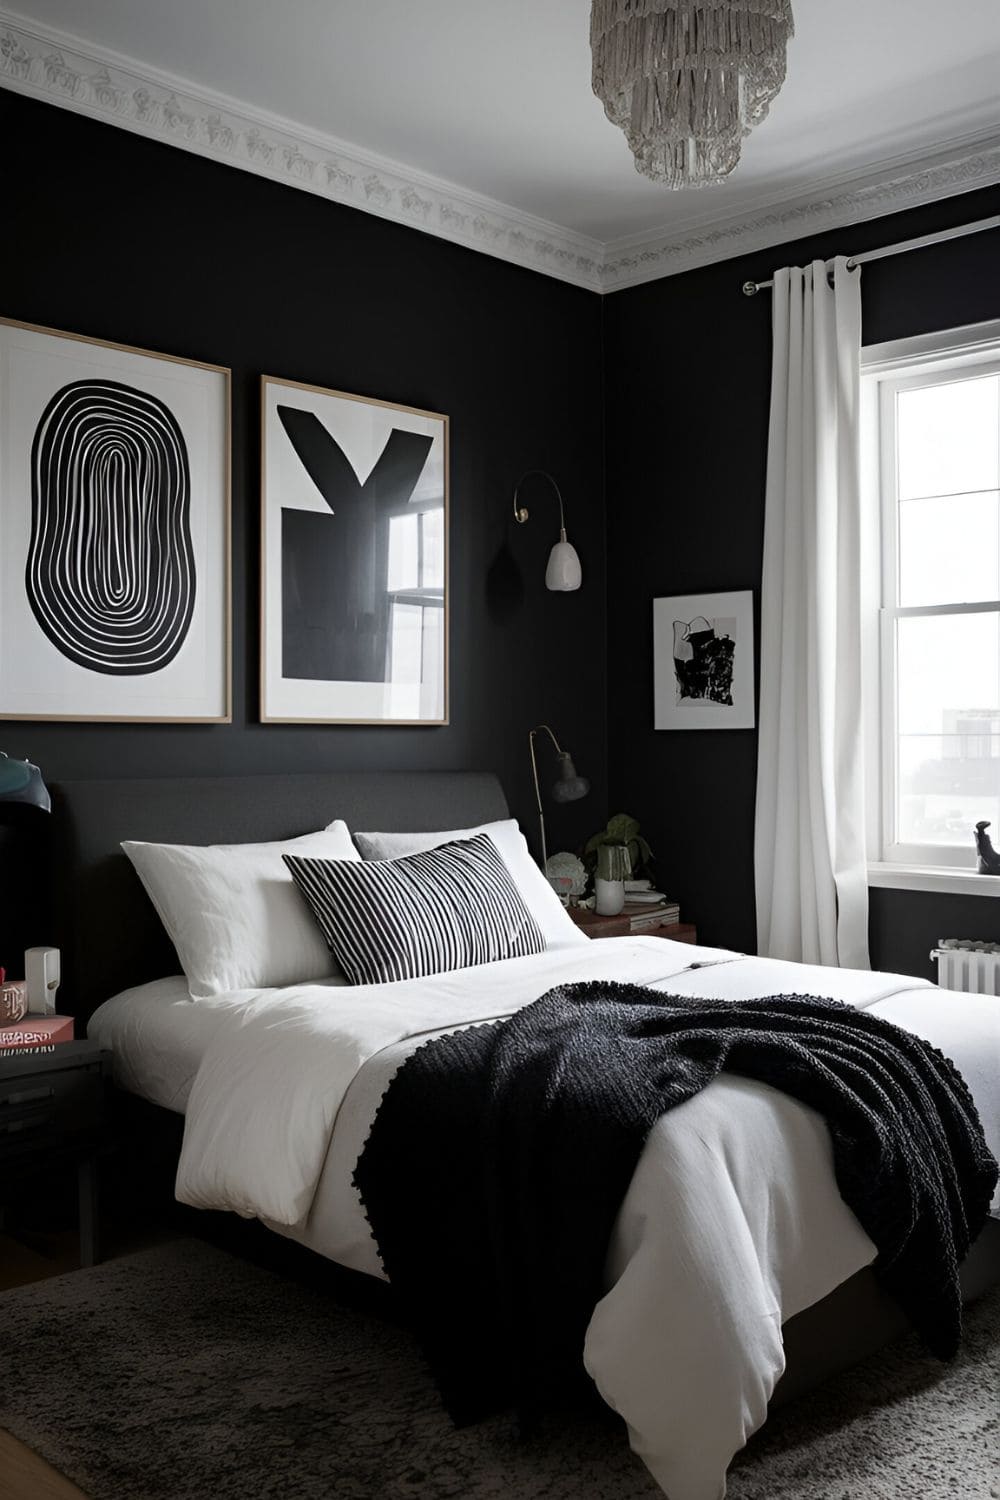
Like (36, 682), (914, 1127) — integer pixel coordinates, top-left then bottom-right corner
(0, 320), (229, 721)
(262, 376), (448, 725)
(652, 591), (754, 730)
(673, 614), (735, 707)
(26, 378), (195, 676)
(277, 405), (433, 684)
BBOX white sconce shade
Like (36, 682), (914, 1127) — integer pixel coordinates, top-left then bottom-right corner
(513, 470), (583, 593)
(546, 533), (583, 591)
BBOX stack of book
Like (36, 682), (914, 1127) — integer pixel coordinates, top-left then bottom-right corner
(622, 880), (680, 932)
(0, 1015), (74, 1058)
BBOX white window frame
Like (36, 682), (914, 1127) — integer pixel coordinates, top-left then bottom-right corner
(862, 318), (1000, 897)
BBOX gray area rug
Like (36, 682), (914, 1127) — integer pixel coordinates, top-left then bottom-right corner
(0, 1238), (996, 1500)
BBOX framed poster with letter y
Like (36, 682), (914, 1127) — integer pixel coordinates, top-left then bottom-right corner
(0, 318), (230, 722)
(261, 375), (449, 725)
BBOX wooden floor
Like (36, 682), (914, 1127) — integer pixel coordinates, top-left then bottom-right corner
(0, 1429), (87, 1500)
(0, 1227), (81, 1293)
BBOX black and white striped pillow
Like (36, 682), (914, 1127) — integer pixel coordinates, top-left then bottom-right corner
(283, 833), (545, 985)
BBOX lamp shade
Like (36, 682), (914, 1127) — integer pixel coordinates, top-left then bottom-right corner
(550, 751), (590, 803)
(545, 536), (582, 592)
(513, 473), (583, 592)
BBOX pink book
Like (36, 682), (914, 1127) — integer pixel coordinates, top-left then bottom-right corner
(0, 1015), (74, 1049)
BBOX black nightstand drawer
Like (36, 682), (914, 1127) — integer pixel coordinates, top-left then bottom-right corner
(0, 1050), (110, 1167)
(0, 1065), (103, 1151)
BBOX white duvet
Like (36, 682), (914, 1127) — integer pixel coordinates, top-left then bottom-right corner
(160, 938), (1000, 1500)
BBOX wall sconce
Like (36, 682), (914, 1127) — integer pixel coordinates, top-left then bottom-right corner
(528, 724), (590, 868)
(513, 470), (582, 591)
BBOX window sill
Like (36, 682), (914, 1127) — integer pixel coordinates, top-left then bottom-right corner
(867, 863), (1000, 897)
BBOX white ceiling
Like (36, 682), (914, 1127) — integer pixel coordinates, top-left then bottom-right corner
(4, 0), (999, 287)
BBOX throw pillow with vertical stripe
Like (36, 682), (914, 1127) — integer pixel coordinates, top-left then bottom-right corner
(283, 833), (546, 985)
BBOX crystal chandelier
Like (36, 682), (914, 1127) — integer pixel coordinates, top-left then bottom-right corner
(590, 0), (794, 189)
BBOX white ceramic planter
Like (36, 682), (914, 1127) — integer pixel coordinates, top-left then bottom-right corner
(595, 876), (625, 916)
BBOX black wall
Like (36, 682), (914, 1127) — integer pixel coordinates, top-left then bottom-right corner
(0, 91), (607, 868)
(604, 183), (1000, 976)
(5, 87), (999, 983)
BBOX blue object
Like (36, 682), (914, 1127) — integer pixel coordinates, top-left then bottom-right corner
(0, 753), (51, 812)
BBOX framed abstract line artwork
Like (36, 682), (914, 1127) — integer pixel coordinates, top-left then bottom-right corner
(0, 318), (230, 722)
(261, 375), (449, 725)
(653, 590), (755, 730)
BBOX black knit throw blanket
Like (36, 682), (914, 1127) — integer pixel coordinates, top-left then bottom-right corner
(354, 984), (998, 1424)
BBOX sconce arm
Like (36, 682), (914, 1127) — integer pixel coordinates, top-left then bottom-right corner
(513, 470), (567, 540)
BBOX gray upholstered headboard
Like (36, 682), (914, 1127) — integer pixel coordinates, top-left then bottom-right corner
(50, 771), (509, 1020)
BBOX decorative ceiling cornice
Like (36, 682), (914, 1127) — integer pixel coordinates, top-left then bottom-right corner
(599, 132), (1000, 290)
(0, 9), (606, 292)
(2, 7), (998, 297)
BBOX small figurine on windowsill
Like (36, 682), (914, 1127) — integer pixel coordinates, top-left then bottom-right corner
(974, 821), (1000, 875)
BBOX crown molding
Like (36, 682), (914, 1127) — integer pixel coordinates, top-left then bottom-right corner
(599, 131), (1000, 291)
(2, 6), (998, 297)
(0, 8), (606, 292)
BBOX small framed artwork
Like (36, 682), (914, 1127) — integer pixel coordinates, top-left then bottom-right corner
(261, 375), (448, 725)
(0, 318), (230, 722)
(653, 590), (755, 730)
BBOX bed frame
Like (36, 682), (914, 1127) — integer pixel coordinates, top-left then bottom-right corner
(48, 769), (999, 1410)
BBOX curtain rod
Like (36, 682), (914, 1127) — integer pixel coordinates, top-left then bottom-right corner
(741, 214), (1000, 297)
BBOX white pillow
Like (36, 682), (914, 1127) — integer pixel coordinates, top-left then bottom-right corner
(352, 819), (588, 951)
(122, 822), (362, 997)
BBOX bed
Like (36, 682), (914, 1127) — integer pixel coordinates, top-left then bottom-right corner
(51, 771), (1000, 1500)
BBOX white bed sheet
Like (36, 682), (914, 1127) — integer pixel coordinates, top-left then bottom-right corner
(88, 973), (354, 1113)
(88, 976), (224, 1112)
(88, 941), (1000, 1500)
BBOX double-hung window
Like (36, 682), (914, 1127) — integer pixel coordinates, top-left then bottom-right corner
(863, 320), (1000, 889)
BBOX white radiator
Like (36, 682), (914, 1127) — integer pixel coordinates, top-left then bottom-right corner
(932, 941), (1000, 995)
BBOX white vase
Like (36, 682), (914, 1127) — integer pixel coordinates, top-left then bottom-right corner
(595, 876), (625, 916)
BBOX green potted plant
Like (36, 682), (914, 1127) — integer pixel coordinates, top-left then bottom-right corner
(583, 813), (654, 887)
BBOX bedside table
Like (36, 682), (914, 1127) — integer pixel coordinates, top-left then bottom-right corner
(569, 908), (697, 943)
(0, 1040), (112, 1267)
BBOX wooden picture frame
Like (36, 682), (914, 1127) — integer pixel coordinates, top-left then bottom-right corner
(0, 317), (231, 723)
(260, 375), (449, 725)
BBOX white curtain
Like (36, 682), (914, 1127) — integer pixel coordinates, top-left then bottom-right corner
(754, 257), (869, 969)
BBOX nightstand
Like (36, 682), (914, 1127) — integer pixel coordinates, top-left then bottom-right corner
(0, 1040), (112, 1267)
(569, 908), (698, 943)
